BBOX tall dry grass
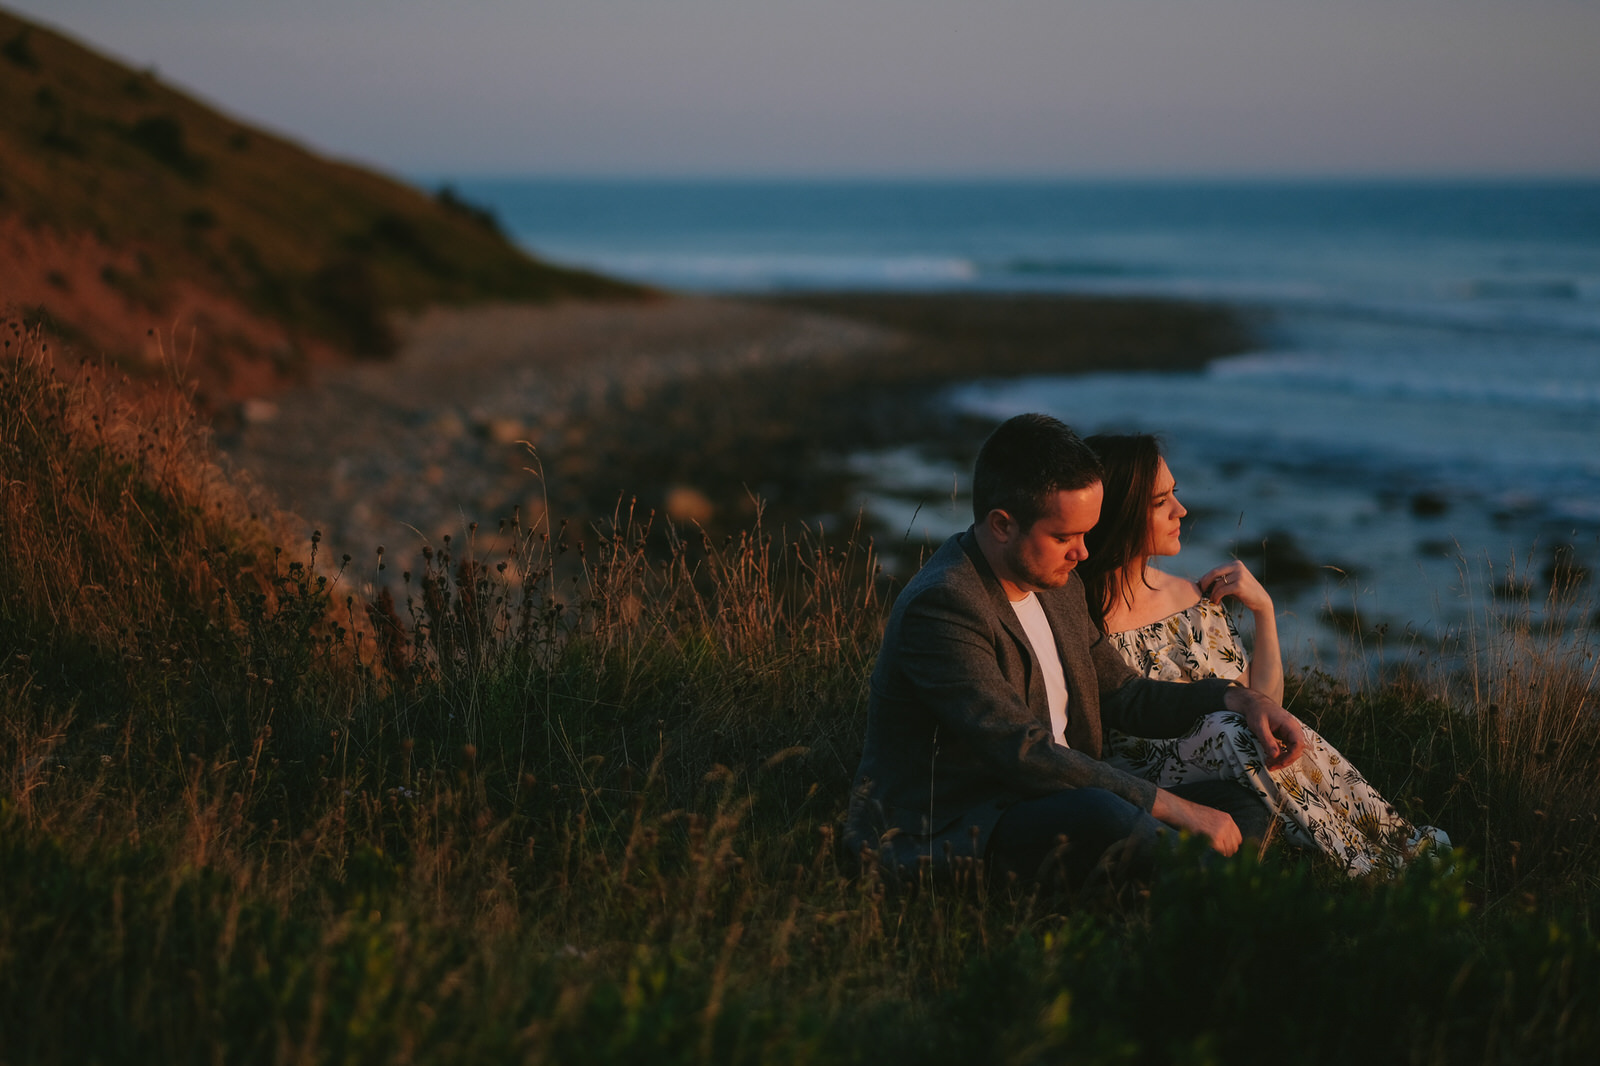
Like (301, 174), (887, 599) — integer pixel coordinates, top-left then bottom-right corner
(3, 322), (1600, 1063)
(1283, 541), (1600, 911)
(1, 324), (279, 660)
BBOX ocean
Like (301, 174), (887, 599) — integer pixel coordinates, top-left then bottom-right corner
(449, 178), (1600, 663)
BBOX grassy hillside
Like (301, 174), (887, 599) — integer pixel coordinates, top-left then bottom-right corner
(0, 8), (640, 398)
(5, 323), (1600, 1063)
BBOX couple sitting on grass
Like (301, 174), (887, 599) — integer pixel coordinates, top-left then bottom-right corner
(845, 412), (1447, 887)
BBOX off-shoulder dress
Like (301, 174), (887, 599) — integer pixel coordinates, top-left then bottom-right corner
(1105, 600), (1445, 875)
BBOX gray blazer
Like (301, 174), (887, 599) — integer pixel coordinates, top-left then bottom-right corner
(845, 530), (1233, 873)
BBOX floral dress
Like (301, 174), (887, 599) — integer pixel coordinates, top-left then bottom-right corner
(1104, 601), (1444, 875)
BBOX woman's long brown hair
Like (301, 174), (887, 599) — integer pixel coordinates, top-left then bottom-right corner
(1080, 433), (1164, 632)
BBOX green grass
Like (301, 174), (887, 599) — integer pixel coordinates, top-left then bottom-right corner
(4, 327), (1600, 1063)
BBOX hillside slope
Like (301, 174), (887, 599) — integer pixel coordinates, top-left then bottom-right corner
(0, 9), (641, 402)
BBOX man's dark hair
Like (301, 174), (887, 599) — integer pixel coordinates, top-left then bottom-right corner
(971, 413), (1103, 529)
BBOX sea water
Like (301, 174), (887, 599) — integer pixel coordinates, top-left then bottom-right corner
(448, 178), (1600, 662)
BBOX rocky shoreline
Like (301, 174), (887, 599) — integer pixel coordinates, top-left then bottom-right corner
(218, 292), (1252, 565)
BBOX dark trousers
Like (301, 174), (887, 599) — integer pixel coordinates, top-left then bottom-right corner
(986, 780), (1270, 885)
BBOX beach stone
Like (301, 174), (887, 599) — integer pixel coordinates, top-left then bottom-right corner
(1410, 491), (1449, 518)
(240, 398), (279, 425)
(481, 417), (526, 445)
(430, 411), (467, 440)
(664, 485), (715, 525)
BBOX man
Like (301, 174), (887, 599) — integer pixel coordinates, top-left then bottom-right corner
(845, 413), (1305, 885)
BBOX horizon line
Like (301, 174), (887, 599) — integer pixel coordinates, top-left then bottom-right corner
(410, 170), (1600, 186)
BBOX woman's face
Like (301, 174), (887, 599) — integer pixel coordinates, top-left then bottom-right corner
(1144, 457), (1187, 557)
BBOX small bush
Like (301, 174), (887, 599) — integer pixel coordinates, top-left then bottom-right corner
(126, 114), (208, 180)
(435, 184), (505, 236)
(305, 257), (396, 357)
(2, 29), (38, 70)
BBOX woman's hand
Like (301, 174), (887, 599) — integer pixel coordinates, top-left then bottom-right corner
(1198, 560), (1272, 612)
(1200, 559), (1284, 704)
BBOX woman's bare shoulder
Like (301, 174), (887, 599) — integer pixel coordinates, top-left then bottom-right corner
(1148, 568), (1203, 600)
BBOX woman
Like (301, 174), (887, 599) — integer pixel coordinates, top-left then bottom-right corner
(1080, 433), (1446, 875)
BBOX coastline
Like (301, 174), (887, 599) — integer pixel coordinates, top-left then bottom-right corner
(218, 291), (1251, 561)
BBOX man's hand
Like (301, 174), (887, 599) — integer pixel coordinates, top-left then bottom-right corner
(1151, 788), (1242, 856)
(1224, 685), (1306, 771)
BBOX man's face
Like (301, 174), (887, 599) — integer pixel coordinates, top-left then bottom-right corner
(996, 483), (1104, 595)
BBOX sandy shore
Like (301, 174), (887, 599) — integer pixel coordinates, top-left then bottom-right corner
(218, 292), (1249, 563)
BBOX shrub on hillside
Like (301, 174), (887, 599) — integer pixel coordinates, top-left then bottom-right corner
(126, 114), (208, 180)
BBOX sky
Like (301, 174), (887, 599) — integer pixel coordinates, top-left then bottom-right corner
(10, 0), (1600, 178)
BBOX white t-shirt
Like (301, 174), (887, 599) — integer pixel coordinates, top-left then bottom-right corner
(1008, 592), (1070, 746)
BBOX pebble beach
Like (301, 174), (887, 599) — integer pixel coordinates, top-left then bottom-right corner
(219, 292), (1247, 566)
